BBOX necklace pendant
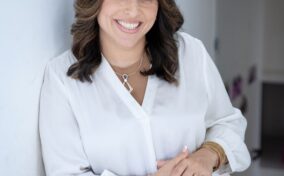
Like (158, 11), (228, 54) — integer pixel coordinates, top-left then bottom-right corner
(124, 81), (133, 93)
(122, 74), (133, 93)
(122, 74), (129, 81)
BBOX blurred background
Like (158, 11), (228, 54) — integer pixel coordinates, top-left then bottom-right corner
(177, 0), (284, 175)
(0, 0), (283, 175)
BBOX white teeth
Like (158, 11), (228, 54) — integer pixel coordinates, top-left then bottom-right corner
(117, 20), (140, 30)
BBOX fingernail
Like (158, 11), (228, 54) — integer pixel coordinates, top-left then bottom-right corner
(182, 145), (188, 153)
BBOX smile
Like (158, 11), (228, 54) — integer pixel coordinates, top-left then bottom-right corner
(114, 19), (142, 34)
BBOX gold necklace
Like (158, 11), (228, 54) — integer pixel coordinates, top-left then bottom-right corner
(112, 54), (144, 93)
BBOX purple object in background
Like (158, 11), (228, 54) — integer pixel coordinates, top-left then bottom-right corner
(231, 75), (243, 100)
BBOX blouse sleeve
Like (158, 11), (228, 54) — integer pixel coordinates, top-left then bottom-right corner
(39, 61), (119, 176)
(198, 41), (251, 174)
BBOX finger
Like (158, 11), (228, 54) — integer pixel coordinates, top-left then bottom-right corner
(171, 159), (188, 176)
(181, 169), (194, 176)
(157, 145), (190, 169)
(168, 146), (189, 167)
(156, 160), (168, 169)
(182, 169), (202, 176)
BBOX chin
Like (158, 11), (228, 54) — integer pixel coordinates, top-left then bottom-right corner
(116, 37), (143, 49)
(120, 43), (138, 49)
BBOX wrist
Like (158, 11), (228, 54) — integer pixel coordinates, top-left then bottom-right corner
(199, 148), (219, 169)
(200, 141), (227, 171)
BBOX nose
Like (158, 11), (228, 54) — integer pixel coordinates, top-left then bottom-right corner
(124, 0), (139, 18)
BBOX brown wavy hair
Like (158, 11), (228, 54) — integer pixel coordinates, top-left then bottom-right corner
(67, 0), (184, 85)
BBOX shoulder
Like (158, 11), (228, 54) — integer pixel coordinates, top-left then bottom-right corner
(46, 49), (76, 73)
(44, 49), (77, 84)
(175, 31), (198, 43)
(175, 31), (208, 69)
(175, 31), (205, 54)
(44, 49), (77, 81)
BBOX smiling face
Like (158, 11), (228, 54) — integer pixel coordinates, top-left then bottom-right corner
(98, 0), (158, 49)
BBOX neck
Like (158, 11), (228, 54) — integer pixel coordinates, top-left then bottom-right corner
(100, 33), (146, 69)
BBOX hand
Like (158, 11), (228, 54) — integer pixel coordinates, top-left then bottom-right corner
(156, 147), (218, 176)
(148, 146), (189, 176)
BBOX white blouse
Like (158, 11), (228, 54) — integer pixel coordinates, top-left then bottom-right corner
(39, 32), (251, 176)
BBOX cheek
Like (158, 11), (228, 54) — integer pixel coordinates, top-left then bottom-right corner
(151, 4), (159, 20)
(97, 15), (106, 31)
(98, 1), (116, 22)
(97, 9), (113, 29)
(146, 8), (158, 27)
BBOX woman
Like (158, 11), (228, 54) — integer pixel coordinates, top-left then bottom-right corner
(39, 0), (251, 176)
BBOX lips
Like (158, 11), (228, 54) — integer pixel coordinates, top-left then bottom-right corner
(117, 20), (140, 29)
(114, 19), (142, 34)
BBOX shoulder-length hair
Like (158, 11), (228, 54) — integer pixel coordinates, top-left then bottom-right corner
(67, 0), (184, 84)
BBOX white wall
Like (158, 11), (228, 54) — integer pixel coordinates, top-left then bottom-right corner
(262, 0), (284, 83)
(176, 0), (216, 59)
(0, 1), (74, 175)
(216, 0), (264, 175)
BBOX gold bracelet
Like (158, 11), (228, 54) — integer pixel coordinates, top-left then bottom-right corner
(200, 141), (228, 171)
